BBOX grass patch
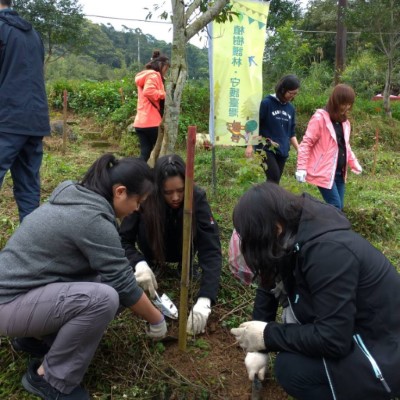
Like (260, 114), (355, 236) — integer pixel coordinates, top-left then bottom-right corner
(0, 116), (399, 399)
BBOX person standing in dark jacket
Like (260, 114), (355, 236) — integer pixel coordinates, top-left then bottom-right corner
(0, 0), (50, 221)
(245, 75), (300, 184)
(231, 182), (400, 400)
(120, 154), (222, 335)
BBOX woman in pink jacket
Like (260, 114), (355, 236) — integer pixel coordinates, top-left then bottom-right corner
(133, 51), (170, 161)
(296, 84), (362, 210)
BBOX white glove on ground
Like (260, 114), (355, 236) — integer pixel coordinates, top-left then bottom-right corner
(295, 170), (307, 183)
(146, 316), (167, 339)
(134, 261), (158, 299)
(186, 297), (211, 335)
(231, 321), (267, 352)
(281, 306), (297, 324)
(245, 352), (269, 381)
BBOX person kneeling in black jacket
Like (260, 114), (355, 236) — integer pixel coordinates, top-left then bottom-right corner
(120, 154), (222, 335)
(231, 182), (400, 400)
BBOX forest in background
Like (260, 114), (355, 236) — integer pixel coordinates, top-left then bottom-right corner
(44, 20), (210, 82)
(11, 0), (400, 101)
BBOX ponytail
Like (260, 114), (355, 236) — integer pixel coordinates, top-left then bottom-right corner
(145, 50), (170, 74)
(80, 153), (154, 203)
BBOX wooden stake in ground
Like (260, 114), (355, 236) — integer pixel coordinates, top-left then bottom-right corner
(178, 126), (196, 351)
(62, 90), (68, 154)
(372, 128), (379, 176)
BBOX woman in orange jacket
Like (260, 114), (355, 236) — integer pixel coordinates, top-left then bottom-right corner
(133, 51), (170, 161)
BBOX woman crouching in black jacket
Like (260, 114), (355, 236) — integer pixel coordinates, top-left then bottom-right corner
(231, 182), (400, 400)
(120, 154), (222, 335)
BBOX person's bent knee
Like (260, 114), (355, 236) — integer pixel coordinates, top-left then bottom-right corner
(95, 284), (120, 319)
(274, 352), (294, 391)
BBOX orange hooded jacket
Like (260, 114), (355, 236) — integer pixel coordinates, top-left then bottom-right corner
(133, 69), (166, 128)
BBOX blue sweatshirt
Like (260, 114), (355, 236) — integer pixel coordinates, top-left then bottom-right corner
(258, 94), (296, 158)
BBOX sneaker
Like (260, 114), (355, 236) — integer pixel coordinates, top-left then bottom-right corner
(11, 337), (50, 358)
(22, 359), (90, 400)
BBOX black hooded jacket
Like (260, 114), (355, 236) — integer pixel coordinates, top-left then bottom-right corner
(255, 194), (400, 400)
(119, 186), (222, 303)
(0, 9), (50, 136)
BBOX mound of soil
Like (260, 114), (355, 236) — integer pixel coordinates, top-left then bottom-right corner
(161, 308), (289, 400)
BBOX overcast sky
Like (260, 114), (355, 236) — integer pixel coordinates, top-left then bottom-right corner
(80, 1), (204, 47)
(80, 1), (309, 48)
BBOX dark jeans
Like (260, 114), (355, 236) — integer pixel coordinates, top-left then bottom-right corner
(0, 132), (44, 221)
(318, 170), (345, 210)
(274, 352), (333, 400)
(135, 127), (159, 161)
(262, 150), (287, 184)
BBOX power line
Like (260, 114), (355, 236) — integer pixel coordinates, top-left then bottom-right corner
(85, 14), (398, 36)
(293, 29), (360, 35)
(85, 14), (171, 25)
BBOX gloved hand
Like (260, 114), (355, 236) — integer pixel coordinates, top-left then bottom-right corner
(134, 261), (158, 299)
(245, 352), (269, 381)
(186, 297), (211, 335)
(146, 316), (167, 339)
(281, 306), (297, 324)
(295, 170), (307, 183)
(231, 321), (267, 352)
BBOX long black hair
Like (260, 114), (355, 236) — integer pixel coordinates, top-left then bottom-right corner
(80, 153), (154, 204)
(142, 154), (187, 264)
(275, 74), (300, 103)
(233, 182), (303, 281)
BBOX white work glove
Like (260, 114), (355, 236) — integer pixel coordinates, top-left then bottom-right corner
(134, 261), (158, 299)
(245, 352), (269, 381)
(352, 163), (362, 174)
(281, 306), (297, 324)
(146, 316), (167, 339)
(186, 297), (211, 335)
(231, 321), (267, 352)
(295, 169), (307, 183)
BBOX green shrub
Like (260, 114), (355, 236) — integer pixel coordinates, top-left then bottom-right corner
(341, 51), (383, 99)
(178, 82), (210, 144)
(47, 78), (136, 122)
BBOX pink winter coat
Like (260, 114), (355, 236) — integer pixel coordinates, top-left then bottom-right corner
(133, 69), (165, 128)
(297, 109), (362, 189)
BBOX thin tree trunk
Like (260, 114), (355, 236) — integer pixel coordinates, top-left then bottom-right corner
(157, 0), (229, 157)
(383, 58), (392, 117)
(162, 14), (188, 154)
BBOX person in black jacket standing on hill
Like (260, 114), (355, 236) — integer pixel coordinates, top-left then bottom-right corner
(0, 0), (50, 221)
(231, 182), (400, 400)
(120, 154), (222, 336)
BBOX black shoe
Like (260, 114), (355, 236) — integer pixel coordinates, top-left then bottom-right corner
(22, 359), (90, 399)
(11, 337), (50, 358)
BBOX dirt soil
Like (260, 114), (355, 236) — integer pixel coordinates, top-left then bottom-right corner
(160, 306), (289, 400)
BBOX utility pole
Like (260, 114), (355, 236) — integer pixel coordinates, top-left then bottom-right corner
(137, 36), (141, 66)
(335, 0), (347, 85)
(135, 28), (142, 67)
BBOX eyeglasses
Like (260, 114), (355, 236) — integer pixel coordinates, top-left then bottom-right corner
(286, 90), (299, 96)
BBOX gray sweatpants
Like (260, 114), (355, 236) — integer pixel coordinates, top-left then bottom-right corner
(0, 282), (119, 394)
